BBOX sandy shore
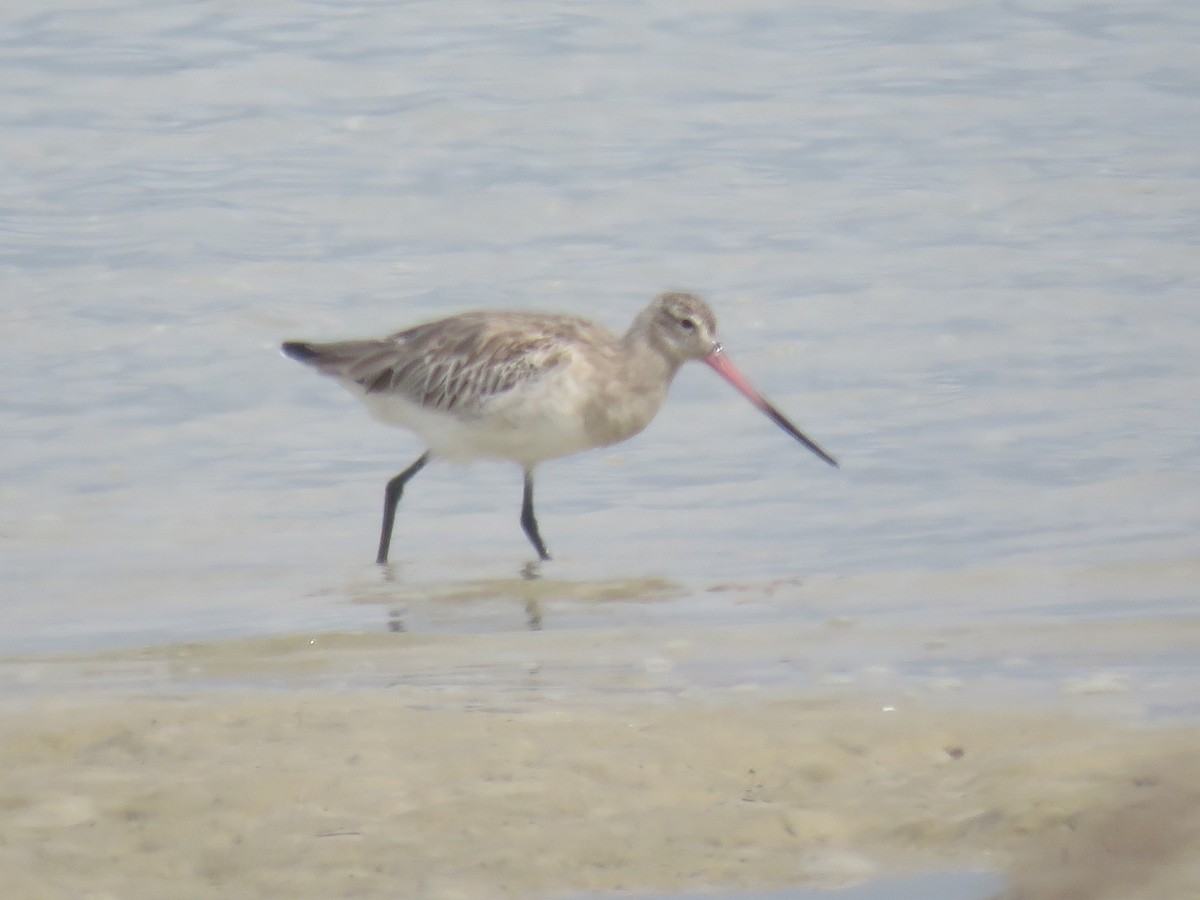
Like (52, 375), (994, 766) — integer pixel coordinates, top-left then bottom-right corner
(2, 632), (1199, 899)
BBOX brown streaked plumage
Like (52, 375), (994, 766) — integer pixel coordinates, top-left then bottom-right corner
(282, 291), (837, 564)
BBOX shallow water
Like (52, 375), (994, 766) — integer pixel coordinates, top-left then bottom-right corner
(2, 1), (1199, 897)
(3, 0), (1198, 653)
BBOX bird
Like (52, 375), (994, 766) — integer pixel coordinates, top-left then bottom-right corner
(282, 291), (837, 564)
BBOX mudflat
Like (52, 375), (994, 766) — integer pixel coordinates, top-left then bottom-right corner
(2, 634), (1198, 899)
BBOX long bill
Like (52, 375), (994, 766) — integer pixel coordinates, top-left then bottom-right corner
(703, 346), (839, 468)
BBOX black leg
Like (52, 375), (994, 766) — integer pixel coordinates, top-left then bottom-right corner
(519, 468), (551, 561)
(377, 451), (431, 565)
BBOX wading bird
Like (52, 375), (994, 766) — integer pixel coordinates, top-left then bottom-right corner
(282, 291), (837, 563)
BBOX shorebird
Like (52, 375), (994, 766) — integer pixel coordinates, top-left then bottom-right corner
(282, 291), (837, 564)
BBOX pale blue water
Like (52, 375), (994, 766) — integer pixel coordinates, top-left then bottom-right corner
(3, 1), (1199, 689)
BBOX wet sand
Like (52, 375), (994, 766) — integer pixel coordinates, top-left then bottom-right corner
(3, 633), (1199, 899)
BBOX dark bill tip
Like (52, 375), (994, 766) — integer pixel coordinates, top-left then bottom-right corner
(761, 403), (839, 468)
(704, 348), (839, 468)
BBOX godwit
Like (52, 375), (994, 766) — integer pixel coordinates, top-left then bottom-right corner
(282, 291), (837, 564)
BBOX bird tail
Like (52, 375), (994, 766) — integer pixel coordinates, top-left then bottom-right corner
(281, 338), (381, 375)
(281, 341), (322, 363)
(280, 338), (403, 393)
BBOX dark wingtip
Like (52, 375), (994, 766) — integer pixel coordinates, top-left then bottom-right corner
(281, 340), (319, 362)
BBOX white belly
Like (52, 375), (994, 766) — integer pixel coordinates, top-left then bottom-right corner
(358, 382), (598, 466)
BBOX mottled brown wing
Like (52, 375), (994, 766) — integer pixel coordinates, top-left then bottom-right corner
(347, 313), (585, 412)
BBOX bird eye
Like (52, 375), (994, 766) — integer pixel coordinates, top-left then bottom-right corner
(679, 317), (697, 331)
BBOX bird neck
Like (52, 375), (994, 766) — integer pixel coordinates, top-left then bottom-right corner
(620, 313), (685, 382)
(574, 327), (680, 449)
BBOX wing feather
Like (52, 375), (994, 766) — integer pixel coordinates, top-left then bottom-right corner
(289, 312), (596, 413)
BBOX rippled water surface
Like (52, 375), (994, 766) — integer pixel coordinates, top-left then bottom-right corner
(4, 0), (1200, 718)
